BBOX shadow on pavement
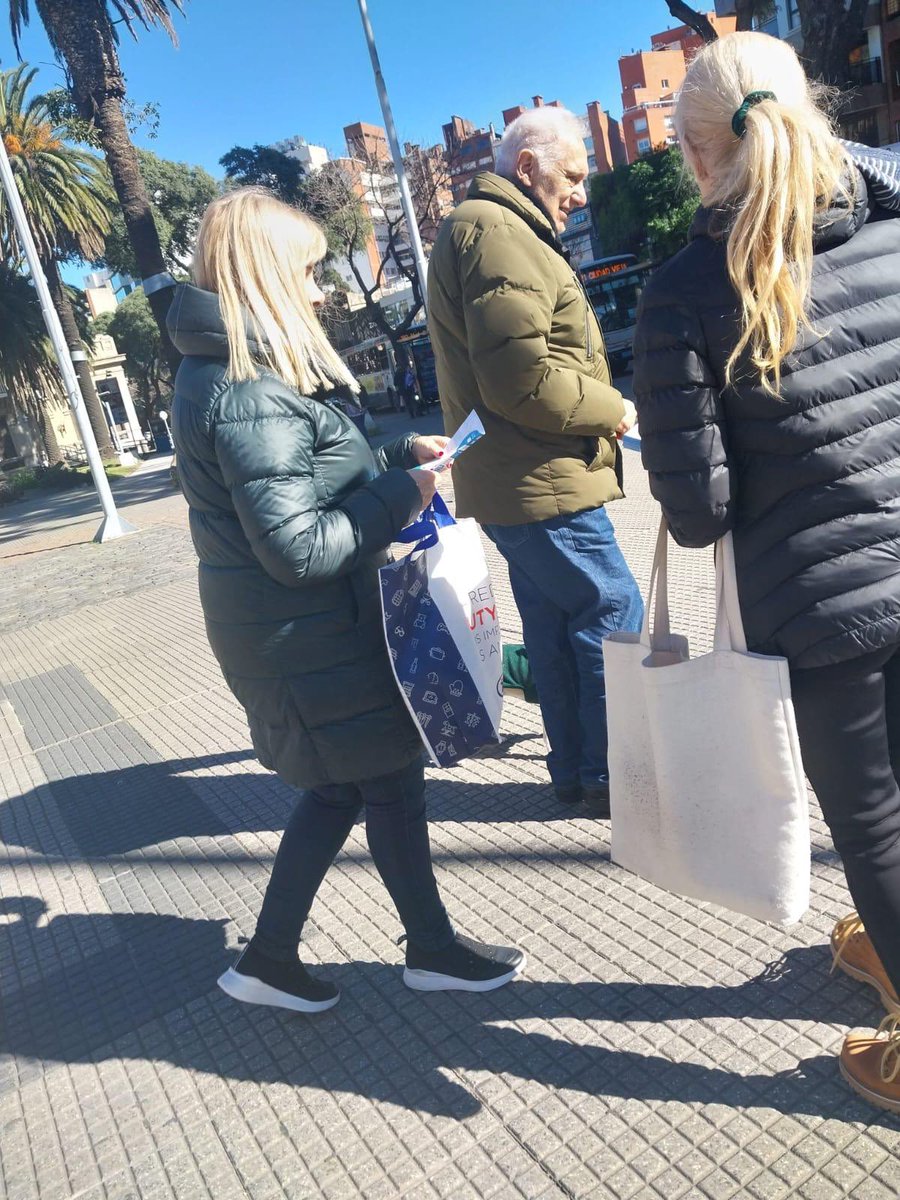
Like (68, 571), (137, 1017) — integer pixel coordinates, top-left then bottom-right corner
(0, 758), (570, 859)
(1, 894), (897, 1128)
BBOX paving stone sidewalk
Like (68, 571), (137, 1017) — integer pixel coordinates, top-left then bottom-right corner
(0, 414), (898, 1200)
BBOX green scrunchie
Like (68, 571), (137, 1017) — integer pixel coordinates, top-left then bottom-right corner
(731, 90), (777, 138)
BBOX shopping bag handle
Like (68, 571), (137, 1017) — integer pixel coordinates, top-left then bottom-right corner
(643, 518), (749, 654)
(640, 518), (674, 649)
(397, 492), (456, 551)
(713, 533), (748, 653)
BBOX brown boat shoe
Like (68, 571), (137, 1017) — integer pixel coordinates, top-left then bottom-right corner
(840, 1015), (900, 1115)
(830, 913), (900, 1015)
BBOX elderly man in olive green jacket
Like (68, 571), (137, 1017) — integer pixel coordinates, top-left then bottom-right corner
(428, 106), (642, 817)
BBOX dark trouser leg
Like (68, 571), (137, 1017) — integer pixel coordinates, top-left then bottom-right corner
(251, 782), (363, 962)
(361, 759), (455, 952)
(791, 644), (900, 996)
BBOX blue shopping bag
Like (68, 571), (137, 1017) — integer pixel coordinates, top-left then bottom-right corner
(380, 495), (503, 767)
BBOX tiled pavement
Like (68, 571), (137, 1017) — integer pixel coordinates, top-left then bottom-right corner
(1, 408), (899, 1200)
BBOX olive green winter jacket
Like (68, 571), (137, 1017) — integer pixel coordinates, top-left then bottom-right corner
(428, 172), (626, 525)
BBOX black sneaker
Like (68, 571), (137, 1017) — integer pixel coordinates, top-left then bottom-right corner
(582, 784), (611, 819)
(554, 783), (583, 806)
(403, 934), (526, 993)
(218, 942), (340, 1013)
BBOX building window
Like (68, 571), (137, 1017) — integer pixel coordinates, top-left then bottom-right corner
(637, 137), (652, 154)
(840, 112), (880, 147)
(664, 116), (674, 128)
(887, 0), (900, 17)
(786, 0), (800, 29)
(892, 40), (900, 98)
(634, 116), (648, 132)
(587, 155), (597, 172)
(660, 78), (669, 88)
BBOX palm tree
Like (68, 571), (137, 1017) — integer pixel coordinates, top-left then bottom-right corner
(0, 259), (66, 465)
(9, 0), (184, 375)
(0, 64), (115, 456)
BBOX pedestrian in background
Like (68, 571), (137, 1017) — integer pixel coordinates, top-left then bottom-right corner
(428, 106), (642, 818)
(169, 188), (525, 1014)
(633, 32), (900, 1113)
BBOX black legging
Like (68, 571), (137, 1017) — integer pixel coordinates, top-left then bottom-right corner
(790, 642), (900, 995)
(250, 758), (454, 962)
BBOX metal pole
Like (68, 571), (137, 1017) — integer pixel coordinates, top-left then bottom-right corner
(356, 0), (430, 312)
(0, 136), (137, 543)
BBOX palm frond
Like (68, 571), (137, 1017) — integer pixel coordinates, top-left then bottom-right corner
(109, 1), (185, 45)
(0, 64), (114, 261)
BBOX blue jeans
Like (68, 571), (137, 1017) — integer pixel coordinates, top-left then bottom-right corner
(484, 507), (643, 790)
(252, 758), (454, 960)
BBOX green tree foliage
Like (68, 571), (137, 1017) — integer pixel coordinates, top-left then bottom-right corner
(0, 262), (65, 464)
(93, 288), (169, 422)
(220, 144), (305, 205)
(220, 142), (364, 272)
(590, 146), (700, 264)
(8, 0), (187, 375)
(100, 149), (219, 277)
(0, 63), (115, 456)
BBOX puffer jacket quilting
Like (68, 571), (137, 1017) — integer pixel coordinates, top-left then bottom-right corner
(633, 149), (900, 669)
(168, 283), (425, 788)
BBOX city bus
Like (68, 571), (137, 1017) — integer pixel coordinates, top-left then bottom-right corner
(579, 254), (656, 376)
(337, 337), (394, 408)
(396, 323), (439, 407)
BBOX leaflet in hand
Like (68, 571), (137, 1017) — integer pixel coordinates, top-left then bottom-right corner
(415, 410), (485, 473)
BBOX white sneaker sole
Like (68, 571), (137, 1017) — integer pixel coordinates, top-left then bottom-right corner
(403, 955), (526, 993)
(217, 967), (340, 1013)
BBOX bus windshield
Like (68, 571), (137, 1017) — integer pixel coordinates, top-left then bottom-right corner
(580, 256), (654, 336)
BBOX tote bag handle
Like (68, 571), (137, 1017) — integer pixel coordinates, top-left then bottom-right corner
(713, 532), (748, 653)
(640, 518), (674, 650)
(643, 519), (748, 654)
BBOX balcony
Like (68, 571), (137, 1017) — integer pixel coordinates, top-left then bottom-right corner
(841, 57), (888, 112)
(847, 57), (883, 86)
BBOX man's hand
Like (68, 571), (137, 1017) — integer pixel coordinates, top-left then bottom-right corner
(407, 468), (438, 511)
(616, 399), (637, 440)
(412, 435), (450, 465)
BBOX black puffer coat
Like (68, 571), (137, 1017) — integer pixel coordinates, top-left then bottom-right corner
(168, 283), (425, 787)
(633, 148), (900, 669)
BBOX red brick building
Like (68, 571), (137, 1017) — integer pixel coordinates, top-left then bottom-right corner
(618, 11), (737, 163)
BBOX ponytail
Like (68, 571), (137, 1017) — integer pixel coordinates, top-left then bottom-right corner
(675, 33), (848, 393)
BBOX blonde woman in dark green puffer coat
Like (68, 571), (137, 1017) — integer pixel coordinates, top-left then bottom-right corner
(170, 188), (525, 1015)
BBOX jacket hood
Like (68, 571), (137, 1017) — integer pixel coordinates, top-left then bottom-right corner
(690, 163), (869, 249)
(689, 143), (900, 249)
(466, 171), (562, 252)
(166, 282), (267, 359)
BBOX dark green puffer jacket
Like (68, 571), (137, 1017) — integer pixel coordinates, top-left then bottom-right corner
(168, 283), (425, 788)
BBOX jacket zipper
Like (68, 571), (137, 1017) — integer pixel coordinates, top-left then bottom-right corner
(573, 270), (594, 362)
(575, 270), (616, 383)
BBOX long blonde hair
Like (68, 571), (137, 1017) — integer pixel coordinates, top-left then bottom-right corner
(192, 187), (358, 395)
(675, 32), (848, 392)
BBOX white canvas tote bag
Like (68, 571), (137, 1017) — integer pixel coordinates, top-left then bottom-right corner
(602, 519), (810, 924)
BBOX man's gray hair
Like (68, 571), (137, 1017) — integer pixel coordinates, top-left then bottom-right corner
(494, 106), (586, 179)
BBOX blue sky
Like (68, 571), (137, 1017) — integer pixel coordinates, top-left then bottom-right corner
(1, 0), (672, 178)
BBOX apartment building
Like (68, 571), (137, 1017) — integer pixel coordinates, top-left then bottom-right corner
(618, 10), (736, 162)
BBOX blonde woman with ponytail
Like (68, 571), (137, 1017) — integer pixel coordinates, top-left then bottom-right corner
(169, 188), (524, 1015)
(633, 32), (900, 1112)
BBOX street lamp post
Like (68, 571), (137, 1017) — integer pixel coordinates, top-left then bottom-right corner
(0, 133), (137, 543)
(157, 409), (174, 453)
(356, 0), (430, 313)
